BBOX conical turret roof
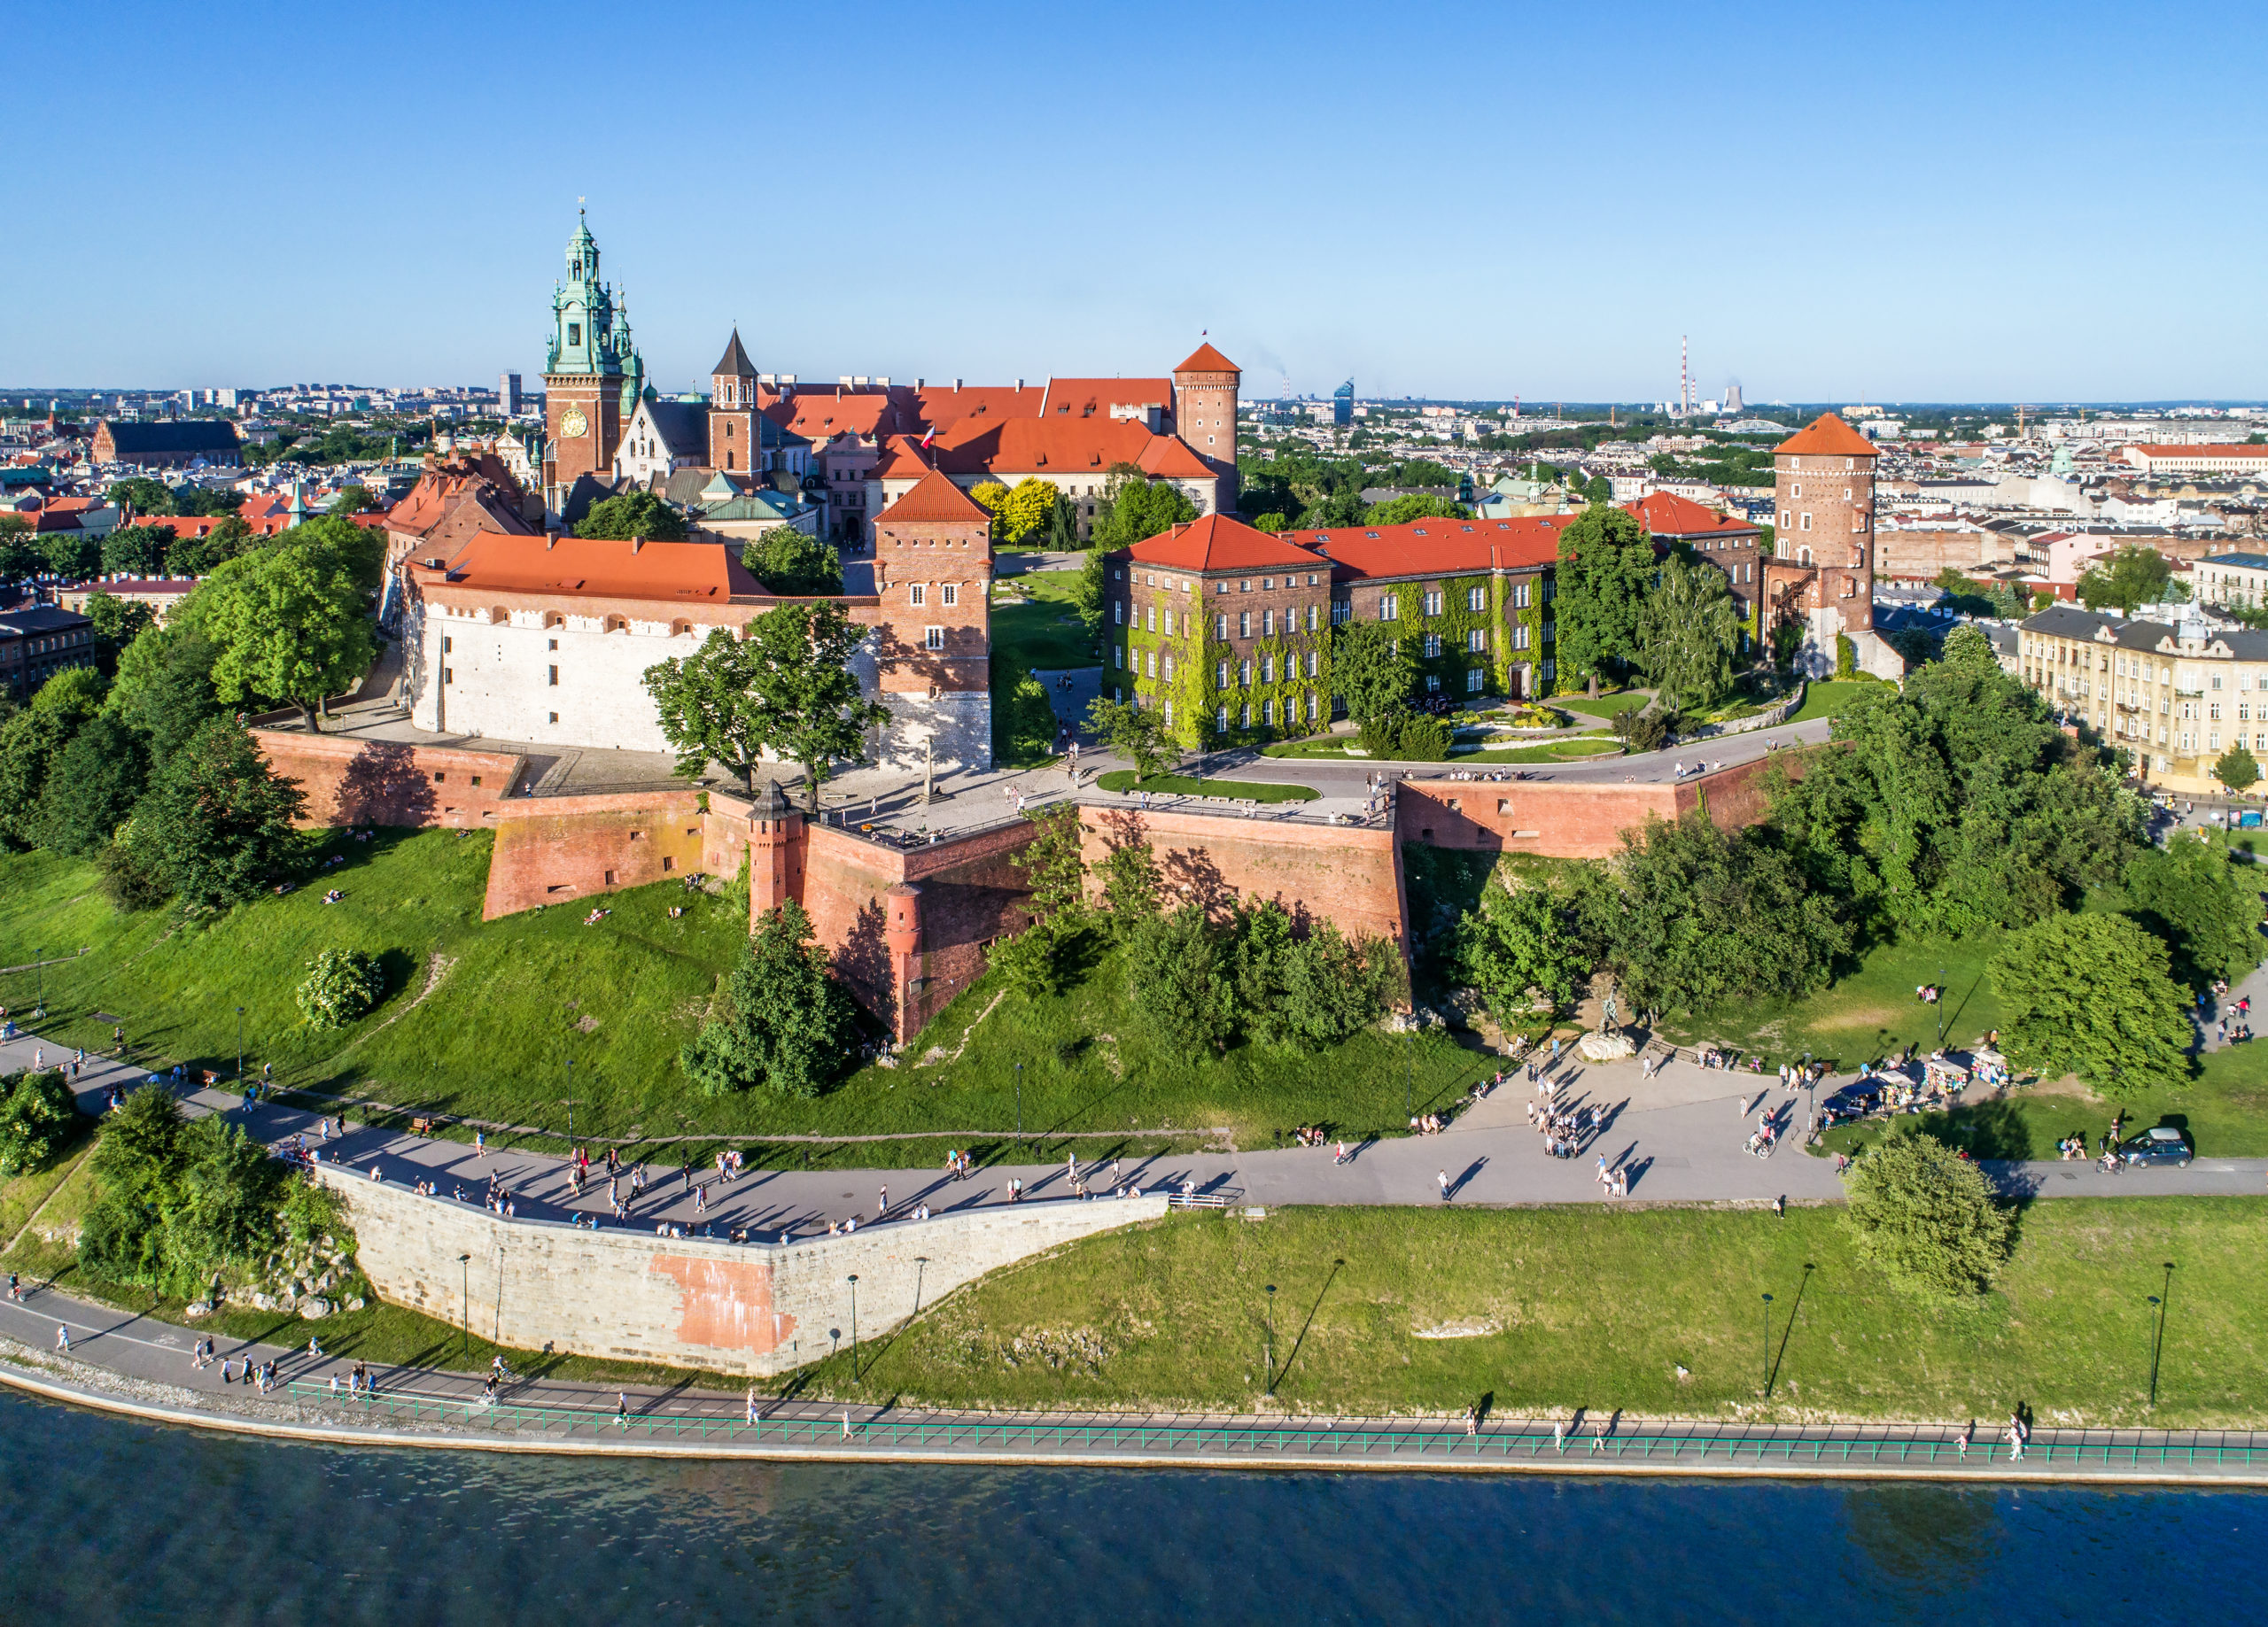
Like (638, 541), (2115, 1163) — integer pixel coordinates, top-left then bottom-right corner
(711, 328), (756, 380)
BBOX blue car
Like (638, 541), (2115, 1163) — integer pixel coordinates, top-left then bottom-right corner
(2121, 1127), (2194, 1168)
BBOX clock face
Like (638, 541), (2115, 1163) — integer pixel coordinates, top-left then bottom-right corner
(560, 407), (589, 438)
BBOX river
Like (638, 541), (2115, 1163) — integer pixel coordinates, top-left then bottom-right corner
(3, 1389), (2260, 1623)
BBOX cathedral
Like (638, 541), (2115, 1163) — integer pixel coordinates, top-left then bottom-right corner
(540, 211), (646, 513)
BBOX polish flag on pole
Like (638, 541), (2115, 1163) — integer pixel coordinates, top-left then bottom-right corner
(920, 426), (936, 449)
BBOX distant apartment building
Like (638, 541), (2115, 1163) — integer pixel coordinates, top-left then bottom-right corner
(0, 605), (96, 699)
(2121, 444), (2268, 476)
(2194, 553), (2268, 610)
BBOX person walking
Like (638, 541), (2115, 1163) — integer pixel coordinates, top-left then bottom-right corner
(1333, 1139), (1349, 1166)
(877, 1185), (889, 1216)
(617, 1392), (629, 1428)
(1957, 1421), (1973, 1460)
(1436, 1169), (1450, 1203)
(55, 1324), (69, 1353)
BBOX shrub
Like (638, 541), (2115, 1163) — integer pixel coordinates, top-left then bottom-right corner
(1612, 705), (1669, 755)
(680, 899), (857, 1097)
(1358, 710), (1451, 762)
(296, 948), (385, 1027)
(0, 1068), (78, 1177)
(1840, 1131), (2014, 1298)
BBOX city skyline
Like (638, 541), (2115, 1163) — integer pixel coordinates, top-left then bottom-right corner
(12, 0), (2266, 399)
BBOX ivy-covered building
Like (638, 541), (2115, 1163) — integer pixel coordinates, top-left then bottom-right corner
(1104, 511), (1571, 745)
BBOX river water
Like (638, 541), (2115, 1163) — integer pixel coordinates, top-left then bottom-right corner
(3, 1389), (2261, 1623)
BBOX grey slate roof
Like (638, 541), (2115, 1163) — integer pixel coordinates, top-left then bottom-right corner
(711, 329), (756, 379)
(0, 606), (94, 637)
(2019, 602), (2268, 662)
(98, 420), (240, 456)
(644, 399), (709, 460)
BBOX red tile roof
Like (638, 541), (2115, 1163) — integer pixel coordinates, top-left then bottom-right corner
(436, 533), (762, 601)
(876, 417), (1216, 484)
(1624, 491), (1759, 538)
(2131, 443), (2268, 458)
(877, 467), (991, 525)
(1038, 377), (1174, 421)
(759, 388), (905, 442)
(1775, 412), (1878, 459)
(1277, 515), (1573, 580)
(1126, 514), (1320, 573)
(1175, 342), (1239, 375)
(908, 384), (1044, 431)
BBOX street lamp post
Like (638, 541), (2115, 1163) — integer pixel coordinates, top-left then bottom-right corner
(236, 1005), (245, 1086)
(1936, 965), (1946, 1048)
(33, 946), (43, 1019)
(1760, 1292), (1775, 1397)
(847, 1273), (860, 1383)
(1014, 1063), (1023, 1154)
(458, 1253), (471, 1360)
(1265, 1283), (1277, 1396)
(565, 1058), (575, 1148)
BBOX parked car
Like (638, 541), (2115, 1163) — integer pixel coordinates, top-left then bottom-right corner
(2120, 1126), (2194, 1168)
(1821, 1083), (1883, 1118)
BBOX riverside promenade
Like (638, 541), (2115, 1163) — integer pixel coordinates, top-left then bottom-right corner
(3, 1295), (2265, 1485)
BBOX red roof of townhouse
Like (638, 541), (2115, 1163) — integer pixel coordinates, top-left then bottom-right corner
(760, 388), (906, 442)
(908, 383), (1045, 432)
(435, 532), (762, 601)
(1037, 378), (1175, 421)
(877, 467), (992, 525)
(875, 418), (1216, 484)
(1278, 515), (1573, 580)
(120, 513), (229, 538)
(1775, 412), (1878, 459)
(1127, 514), (1320, 573)
(1624, 491), (1759, 538)
(1175, 342), (1239, 374)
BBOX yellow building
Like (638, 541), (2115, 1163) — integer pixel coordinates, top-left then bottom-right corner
(2016, 604), (2268, 795)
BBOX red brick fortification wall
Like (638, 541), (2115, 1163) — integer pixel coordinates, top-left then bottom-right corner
(252, 730), (524, 830)
(1396, 753), (1805, 858)
(481, 791), (708, 918)
(1078, 805), (1407, 948)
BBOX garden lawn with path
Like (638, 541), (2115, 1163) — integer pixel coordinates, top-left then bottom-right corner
(990, 569), (1094, 671)
(1449, 738), (1624, 764)
(1790, 679), (1881, 724)
(831, 1198), (2268, 1425)
(1553, 689), (1652, 721)
(1094, 771), (1319, 802)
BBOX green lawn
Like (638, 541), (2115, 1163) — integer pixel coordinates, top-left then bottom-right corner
(990, 569), (1094, 670)
(1790, 679), (1881, 724)
(0, 841), (1475, 1158)
(832, 1199), (2268, 1425)
(1554, 690), (1652, 720)
(1261, 735), (1366, 759)
(1451, 738), (1624, 764)
(1094, 771), (1318, 802)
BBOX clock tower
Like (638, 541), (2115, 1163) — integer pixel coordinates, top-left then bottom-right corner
(540, 210), (645, 514)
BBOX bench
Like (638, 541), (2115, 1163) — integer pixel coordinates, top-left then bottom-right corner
(1167, 1193), (1231, 1210)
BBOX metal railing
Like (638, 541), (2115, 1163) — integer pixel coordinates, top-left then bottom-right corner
(282, 1383), (2268, 1470)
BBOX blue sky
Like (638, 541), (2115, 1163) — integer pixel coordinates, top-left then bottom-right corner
(12, 1), (2263, 401)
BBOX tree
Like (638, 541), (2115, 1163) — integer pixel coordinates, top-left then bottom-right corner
(1012, 801), (1087, 926)
(1553, 501), (1657, 686)
(1331, 619), (1416, 725)
(1639, 554), (1739, 716)
(741, 526), (843, 596)
(83, 590), (156, 676)
(1229, 899), (1395, 1048)
(186, 546), (376, 732)
(1581, 474), (1613, 505)
(0, 517), (41, 585)
(680, 899), (856, 1098)
(2214, 743), (2259, 792)
(1070, 547), (1109, 635)
(2121, 833), (2257, 989)
(1093, 825), (1162, 939)
(287, 513), (385, 600)
(643, 628), (775, 794)
(734, 600), (890, 811)
(0, 1069), (77, 1178)
(0, 670), (106, 849)
(38, 528), (100, 582)
(1363, 494), (1472, 525)
(1841, 1131), (2014, 1299)
(1458, 870), (1590, 1018)
(296, 948), (385, 1027)
(167, 514), (256, 577)
(328, 484), (376, 515)
(1122, 902), (1235, 1056)
(120, 716), (307, 909)
(1091, 471), (1198, 550)
(968, 481), (1010, 537)
(1085, 695), (1177, 778)
(106, 476), (175, 517)
(102, 522), (178, 577)
(106, 625), (224, 767)
(998, 478), (1060, 544)
(2077, 545), (2179, 614)
(1989, 913), (2192, 1096)
(34, 714), (148, 857)
(576, 490), (686, 541)
(172, 487), (245, 518)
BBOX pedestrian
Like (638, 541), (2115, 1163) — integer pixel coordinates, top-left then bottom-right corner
(1553, 1419), (1566, 1453)
(1437, 1169), (1450, 1203)
(55, 1324), (69, 1352)
(1957, 1420), (1972, 1460)
(475, 1130), (485, 1159)
(1772, 1194), (1786, 1218)
(1334, 1139), (1348, 1166)
(878, 1185), (889, 1215)
(746, 1384), (759, 1426)
(617, 1391), (628, 1427)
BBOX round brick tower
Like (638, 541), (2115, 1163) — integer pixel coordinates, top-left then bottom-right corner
(1763, 412), (1880, 671)
(1173, 341), (1241, 502)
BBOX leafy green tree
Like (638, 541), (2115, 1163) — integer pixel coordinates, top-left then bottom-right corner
(741, 527), (843, 596)
(1332, 619), (1416, 725)
(2213, 743), (2259, 792)
(680, 900), (856, 1098)
(0, 1069), (78, 1178)
(998, 477), (1060, 543)
(1040, 489), (1081, 551)
(1091, 471), (1198, 550)
(105, 625), (224, 767)
(120, 716), (307, 909)
(328, 484), (376, 515)
(186, 545), (376, 732)
(1989, 912), (2192, 1096)
(1092, 825), (1162, 940)
(102, 522), (177, 577)
(1581, 474), (1613, 504)
(286, 513), (385, 599)
(0, 517), (41, 585)
(0, 670), (106, 849)
(167, 514), (256, 577)
(1085, 695), (1177, 777)
(968, 481), (1010, 536)
(38, 528), (100, 581)
(2122, 834), (2258, 988)
(79, 1084), (187, 1287)
(296, 948), (385, 1027)
(643, 628), (776, 794)
(1012, 801), (1087, 926)
(1458, 872), (1590, 1018)
(1769, 626), (2142, 936)
(34, 715), (147, 857)
(80, 1085), (296, 1299)
(1123, 902), (1234, 1056)
(1639, 554), (1739, 716)
(1070, 547), (1109, 635)
(735, 600), (890, 811)
(2078, 545), (2180, 613)
(1229, 899), (1395, 1048)
(1552, 501), (1658, 686)
(171, 487), (245, 518)
(576, 490), (686, 541)
(1841, 1131), (2014, 1299)
(1584, 812), (1848, 1016)
(106, 476), (176, 517)
(1363, 494), (1472, 525)
(82, 589), (156, 676)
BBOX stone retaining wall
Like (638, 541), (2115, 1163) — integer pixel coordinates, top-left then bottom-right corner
(318, 1166), (1169, 1377)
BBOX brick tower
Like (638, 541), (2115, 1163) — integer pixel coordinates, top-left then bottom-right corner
(1173, 341), (1240, 502)
(540, 210), (643, 513)
(1761, 412), (1886, 677)
(708, 328), (758, 474)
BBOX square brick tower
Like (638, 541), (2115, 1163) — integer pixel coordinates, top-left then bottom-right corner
(1174, 341), (1241, 503)
(871, 467), (995, 771)
(708, 328), (757, 474)
(1762, 411), (1884, 677)
(540, 211), (642, 511)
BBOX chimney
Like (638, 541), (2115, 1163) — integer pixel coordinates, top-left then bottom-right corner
(952, 379), (962, 391)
